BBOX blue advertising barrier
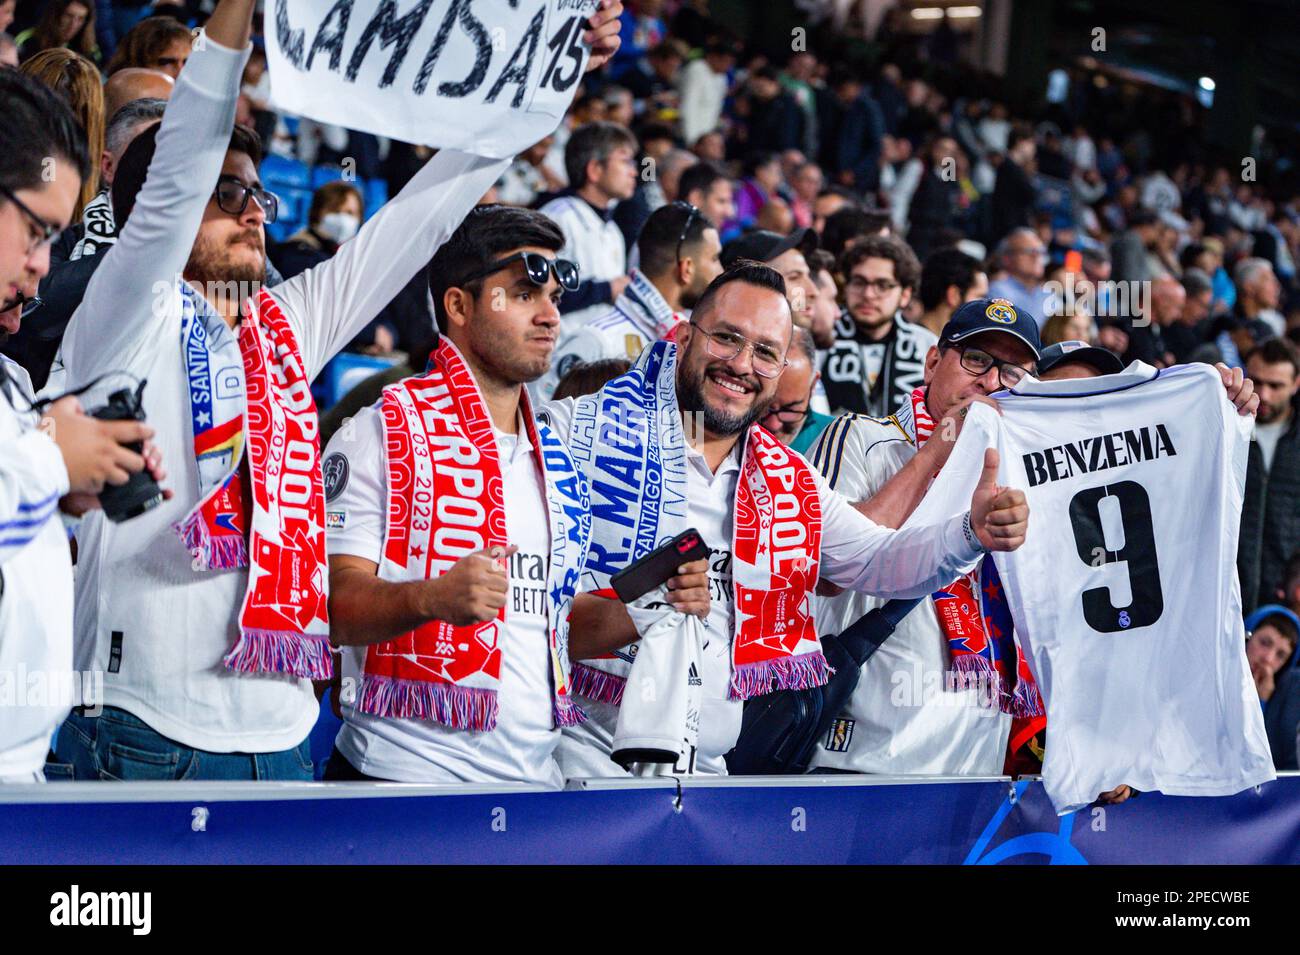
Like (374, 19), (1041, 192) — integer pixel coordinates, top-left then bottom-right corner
(1, 773), (1296, 864)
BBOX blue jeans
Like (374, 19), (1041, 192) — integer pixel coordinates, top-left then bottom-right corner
(53, 706), (313, 781)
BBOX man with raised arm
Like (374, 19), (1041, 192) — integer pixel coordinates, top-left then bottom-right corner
(54, 0), (624, 780)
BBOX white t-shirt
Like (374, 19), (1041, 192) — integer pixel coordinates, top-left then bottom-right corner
(542, 397), (985, 775)
(908, 363), (1276, 812)
(324, 406), (561, 785)
(806, 410), (1011, 775)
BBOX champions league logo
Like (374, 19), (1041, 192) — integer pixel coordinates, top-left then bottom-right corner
(322, 452), (349, 502)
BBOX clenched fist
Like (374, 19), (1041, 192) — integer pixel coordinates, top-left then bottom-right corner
(425, 545), (516, 627)
(969, 448), (1029, 552)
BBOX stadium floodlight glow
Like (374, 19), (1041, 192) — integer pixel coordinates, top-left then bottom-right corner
(948, 5), (983, 16)
(910, 7), (945, 19)
(1198, 76), (1216, 91)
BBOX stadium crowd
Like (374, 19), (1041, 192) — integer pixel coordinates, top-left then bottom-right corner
(1, 0), (1298, 794)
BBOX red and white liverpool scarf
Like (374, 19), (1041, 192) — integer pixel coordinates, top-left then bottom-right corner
(358, 339), (590, 731)
(175, 286), (332, 679)
(563, 341), (827, 704)
(906, 387), (1043, 717)
(728, 426), (826, 697)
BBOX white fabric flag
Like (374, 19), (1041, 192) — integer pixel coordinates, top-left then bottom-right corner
(265, 0), (598, 159)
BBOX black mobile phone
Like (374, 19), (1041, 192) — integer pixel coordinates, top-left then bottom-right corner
(609, 528), (710, 603)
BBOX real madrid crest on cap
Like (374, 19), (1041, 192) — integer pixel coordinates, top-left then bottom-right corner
(985, 299), (1017, 324)
(938, 297), (1043, 354)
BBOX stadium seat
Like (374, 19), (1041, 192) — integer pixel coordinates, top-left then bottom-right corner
(260, 153), (311, 191)
(364, 178), (389, 219)
(311, 164), (346, 190)
(262, 155), (314, 242)
(312, 351), (403, 410)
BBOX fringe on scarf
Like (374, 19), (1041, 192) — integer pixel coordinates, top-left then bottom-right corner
(174, 511), (249, 570)
(1010, 679), (1044, 719)
(947, 654), (1044, 717)
(729, 651), (831, 701)
(223, 630), (333, 680)
(356, 674), (499, 731)
(569, 662), (627, 706)
(552, 696), (587, 728)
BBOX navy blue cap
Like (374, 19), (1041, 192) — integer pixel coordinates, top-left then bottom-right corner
(1037, 340), (1124, 376)
(938, 297), (1042, 356)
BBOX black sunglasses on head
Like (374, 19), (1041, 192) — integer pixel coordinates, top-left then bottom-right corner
(671, 201), (701, 262)
(462, 251), (580, 292)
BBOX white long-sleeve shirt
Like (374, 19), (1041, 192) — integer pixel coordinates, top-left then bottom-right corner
(61, 33), (509, 753)
(678, 58), (728, 147)
(0, 357), (73, 779)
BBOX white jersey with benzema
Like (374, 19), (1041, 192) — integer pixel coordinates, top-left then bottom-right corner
(907, 362), (1275, 812)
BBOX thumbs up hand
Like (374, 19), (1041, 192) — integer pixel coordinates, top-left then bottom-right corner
(969, 448), (1029, 552)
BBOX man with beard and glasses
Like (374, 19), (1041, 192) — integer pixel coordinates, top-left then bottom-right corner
(823, 233), (935, 417)
(52, 0), (626, 781)
(321, 207), (600, 784)
(0, 69), (160, 782)
(536, 200), (722, 401)
(540, 262), (1031, 777)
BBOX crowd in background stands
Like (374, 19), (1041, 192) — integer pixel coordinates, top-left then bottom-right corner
(3, 0), (1299, 769)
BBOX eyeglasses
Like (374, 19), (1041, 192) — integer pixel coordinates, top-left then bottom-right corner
(462, 251), (580, 292)
(672, 201), (701, 263)
(689, 322), (788, 378)
(847, 276), (901, 296)
(762, 400), (810, 425)
(212, 177), (280, 224)
(0, 184), (60, 256)
(947, 343), (1035, 389)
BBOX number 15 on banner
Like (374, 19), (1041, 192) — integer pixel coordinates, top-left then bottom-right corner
(526, 0), (600, 121)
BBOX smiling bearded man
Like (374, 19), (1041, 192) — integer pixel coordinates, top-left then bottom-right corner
(539, 260), (1033, 778)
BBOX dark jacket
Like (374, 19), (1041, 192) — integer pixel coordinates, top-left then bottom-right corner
(745, 92), (805, 154)
(907, 169), (965, 261)
(1264, 665), (1300, 770)
(990, 160), (1036, 243)
(3, 248), (105, 392)
(829, 94), (885, 193)
(1238, 400), (1300, 615)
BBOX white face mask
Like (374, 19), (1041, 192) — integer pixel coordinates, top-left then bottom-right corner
(318, 211), (360, 244)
